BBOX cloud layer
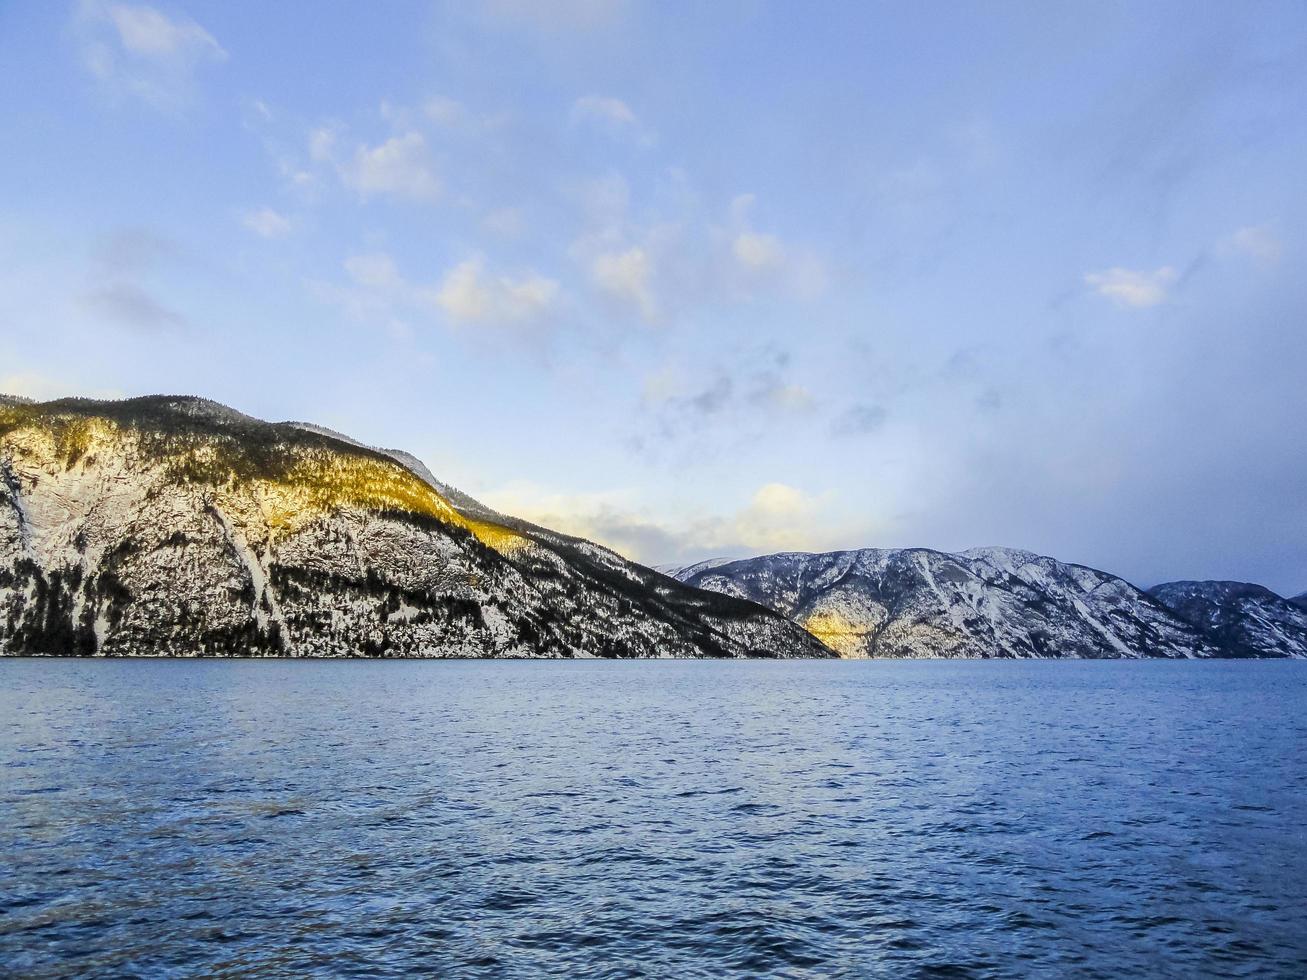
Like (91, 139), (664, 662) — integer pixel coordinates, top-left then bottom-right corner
(76, 1), (226, 109)
(6, 1), (1302, 595)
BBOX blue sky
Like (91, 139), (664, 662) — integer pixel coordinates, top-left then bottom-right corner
(1, 0), (1305, 591)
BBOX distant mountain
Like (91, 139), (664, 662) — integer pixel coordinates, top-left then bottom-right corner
(1290, 592), (1307, 612)
(0, 396), (829, 659)
(1148, 581), (1307, 659)
(667, 547), (1225, 659)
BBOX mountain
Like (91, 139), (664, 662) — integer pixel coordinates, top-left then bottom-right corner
(1290, 592), (1307, 612)
(0, 396), (830, 659)
(666, 547), (1228, 658)
(1148, 581), (1307, 659)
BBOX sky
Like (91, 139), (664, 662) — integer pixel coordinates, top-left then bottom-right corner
(1, 1), (1305, 592)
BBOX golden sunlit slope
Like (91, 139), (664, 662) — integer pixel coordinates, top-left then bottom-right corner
(799, 609), (872, 658)
(0, 395), (832, 659)
(0, 396), (526, 552)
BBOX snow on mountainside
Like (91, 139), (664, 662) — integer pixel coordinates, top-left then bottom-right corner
(1148, 581), (1307, 659)
(0, 395), (830, 659)
(289, 423), (648, 578)
(656, 558), (738, 580)
(668, 546), (1228, 658)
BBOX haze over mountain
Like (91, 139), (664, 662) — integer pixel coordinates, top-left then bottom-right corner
(0, 395), (827, 659)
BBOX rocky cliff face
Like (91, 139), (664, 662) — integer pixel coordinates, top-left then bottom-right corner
(665, 547), (1228, 659)
(1148, 581), (1307, 659)
(0, 396), (830, 659)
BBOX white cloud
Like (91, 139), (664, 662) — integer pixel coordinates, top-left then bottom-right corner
(377, 94), (505, 134)
(570, 95), (654, 144)
(344, 253), (403, 290)
(478, 480), (841, 565)
(1084, 266), (1177, 309)
(591, 246), (656, 320)
(733, 231), (785, 271)
(732, 483), (825, 552)
(572, 95), (637, 127)
(759, 383), (814, 413)
(729, 193), (757, 226)
(1228, 225), (1283, 264)
(308, 125), (340, 163)
(106, 3), (220, 57)
(431, 258), (559, 325)
(424, 96), (468, 126)
(314, 252), (559, 332)
(641, 364), (684, 403)
(342, 132), (441, 203)
(483, 207), (525, 238)
(76, 1), (226, 110)
(241, 207), (291, 239)
(726, 197), (826, 297)
(566, 178), (825, 326)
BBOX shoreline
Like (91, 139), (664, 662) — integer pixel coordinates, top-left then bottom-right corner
(1, 654), (1299, 663)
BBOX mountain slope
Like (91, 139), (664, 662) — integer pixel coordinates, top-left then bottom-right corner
(1148, 581), (1307, 659)
(0, 396), (830, 659)
(667, 547), (1225, 659)
(1289, 592), (1307, 613)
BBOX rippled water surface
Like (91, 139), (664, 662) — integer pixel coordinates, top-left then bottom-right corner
(3, 659), (1307, 978)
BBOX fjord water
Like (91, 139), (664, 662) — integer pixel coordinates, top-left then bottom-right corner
(3, 660), (1306, 978)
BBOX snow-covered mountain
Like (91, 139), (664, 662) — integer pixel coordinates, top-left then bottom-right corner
(0, 396), (830, 659)
(1290, 592), (1307, 612)
(667, 547), (1230, 658)
(1148, 581), (1307, 659)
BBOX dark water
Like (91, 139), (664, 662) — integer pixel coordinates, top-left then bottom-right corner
(2, 660), (1306, 978)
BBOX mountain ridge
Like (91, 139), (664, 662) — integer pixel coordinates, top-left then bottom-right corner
(666, 547), (1304, 658)
(1147, 580), (1307, 659)
(4, 394), (1300, 660)
(0, 395), (830, 659)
